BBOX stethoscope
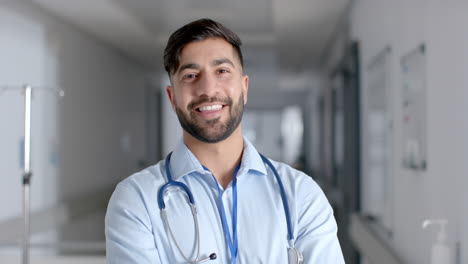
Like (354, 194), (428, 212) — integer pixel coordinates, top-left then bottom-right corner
(157, 152), (304, 264)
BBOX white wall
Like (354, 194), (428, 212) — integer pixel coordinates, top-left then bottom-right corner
(159, 74), (183, 156)
(0, 0), (149, 223)
(351, 1), (468, 263)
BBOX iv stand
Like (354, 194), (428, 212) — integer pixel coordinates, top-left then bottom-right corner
(0, 84), (64, 264)
(22, 85), (32, 264)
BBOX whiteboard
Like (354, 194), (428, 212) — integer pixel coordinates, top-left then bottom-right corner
(401, 44), (427, 170)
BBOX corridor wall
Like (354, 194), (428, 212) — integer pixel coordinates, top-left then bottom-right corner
(351, 1), (468, 263)
(0, 0), (149, 230)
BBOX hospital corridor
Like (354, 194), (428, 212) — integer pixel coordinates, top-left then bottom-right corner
(1, 0), (468, 263)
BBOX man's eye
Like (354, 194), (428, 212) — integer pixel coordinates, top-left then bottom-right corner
(183, 73), (197, 79)
(218, 69), (229, 74)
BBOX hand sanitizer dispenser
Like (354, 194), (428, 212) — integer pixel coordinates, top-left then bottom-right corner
(422, 219), (452, 264)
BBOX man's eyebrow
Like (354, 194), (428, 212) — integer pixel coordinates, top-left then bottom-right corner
(212, 58), (235, 68)
(176, 63), (200, 74)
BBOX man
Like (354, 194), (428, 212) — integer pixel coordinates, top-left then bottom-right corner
(105, 18), (344, 263)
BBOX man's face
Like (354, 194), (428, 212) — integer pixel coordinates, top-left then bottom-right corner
(166, 37), (249, 143)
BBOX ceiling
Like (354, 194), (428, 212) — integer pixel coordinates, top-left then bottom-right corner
(31, 0), (350, 74)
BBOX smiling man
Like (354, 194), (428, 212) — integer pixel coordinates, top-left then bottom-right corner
(105, 19), (345, 264)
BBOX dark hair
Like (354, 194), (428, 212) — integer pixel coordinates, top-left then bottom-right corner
(163, 18), (243, 75)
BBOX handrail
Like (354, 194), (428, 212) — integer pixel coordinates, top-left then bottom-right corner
(349, 213), (404, 264)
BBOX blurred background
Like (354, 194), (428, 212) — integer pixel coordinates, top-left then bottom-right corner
(0, 0), (467, 263)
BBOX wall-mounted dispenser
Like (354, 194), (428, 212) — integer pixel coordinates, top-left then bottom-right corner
(423, 219), (452, 264)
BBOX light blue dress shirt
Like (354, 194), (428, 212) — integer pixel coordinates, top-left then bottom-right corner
(105, 138), (345, 263)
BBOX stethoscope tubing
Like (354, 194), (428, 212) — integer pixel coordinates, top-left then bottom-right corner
(259, 154), (294, 241)
(158, 152), (195, 210)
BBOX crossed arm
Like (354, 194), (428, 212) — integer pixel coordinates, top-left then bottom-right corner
(105, 178), (345, 263)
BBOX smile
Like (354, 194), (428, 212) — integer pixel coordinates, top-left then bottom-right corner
(196, 104), (224, 112)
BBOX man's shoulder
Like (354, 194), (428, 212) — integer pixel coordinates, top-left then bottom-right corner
(114, 160), (167, 196)
(265, 158), (311, 180)
(263, 157), (322, 194)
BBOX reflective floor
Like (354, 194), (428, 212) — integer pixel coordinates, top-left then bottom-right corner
(0, 210), (105, 263)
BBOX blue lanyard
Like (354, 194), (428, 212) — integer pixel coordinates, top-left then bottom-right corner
(203, 165), (240, 264)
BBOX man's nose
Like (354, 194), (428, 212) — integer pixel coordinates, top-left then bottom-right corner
(196, 72), (218, 97)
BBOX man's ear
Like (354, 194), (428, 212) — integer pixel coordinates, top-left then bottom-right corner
(242, 75), (249, 104)
(166, 85), (176, 111)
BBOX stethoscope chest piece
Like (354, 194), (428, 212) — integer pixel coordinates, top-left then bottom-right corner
(288, 246), (304, 264)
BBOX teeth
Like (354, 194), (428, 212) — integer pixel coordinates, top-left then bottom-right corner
(198, 104), (222, 112)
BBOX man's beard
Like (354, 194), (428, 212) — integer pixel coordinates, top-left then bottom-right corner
(175, 93), (244, 143)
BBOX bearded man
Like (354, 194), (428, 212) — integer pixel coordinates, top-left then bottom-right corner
(105, 18), (345, 264)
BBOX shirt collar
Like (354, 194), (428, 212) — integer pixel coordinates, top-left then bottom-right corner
(168, 137), (268, 181)
(238, 137), (268, 177)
